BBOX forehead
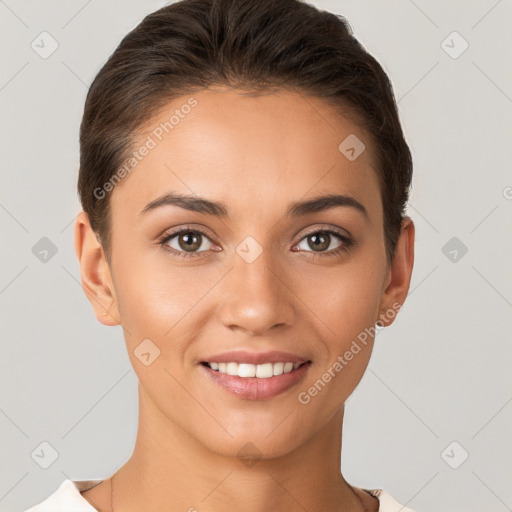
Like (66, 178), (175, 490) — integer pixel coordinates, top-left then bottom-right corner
(110, 87), (381, 223)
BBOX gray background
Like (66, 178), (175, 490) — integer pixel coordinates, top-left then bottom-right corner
(1, 1), (511, 511)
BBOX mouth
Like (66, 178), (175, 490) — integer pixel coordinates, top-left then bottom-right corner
(198, 359), (312, 400)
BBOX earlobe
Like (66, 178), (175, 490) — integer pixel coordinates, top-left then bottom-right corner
(378, 216), (415, 328)
(74, 210), (121, 326)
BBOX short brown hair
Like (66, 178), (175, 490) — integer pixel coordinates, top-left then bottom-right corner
(77, 0), (412, 264)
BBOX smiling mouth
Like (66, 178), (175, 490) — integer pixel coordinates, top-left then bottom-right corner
(200, 360), (311, 378)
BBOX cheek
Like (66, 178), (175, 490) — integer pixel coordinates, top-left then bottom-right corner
(296, 256), (384, 339)
(112, 249), (194, 325)
(293, 253), (384, 400)
(112, 256), (221, 364)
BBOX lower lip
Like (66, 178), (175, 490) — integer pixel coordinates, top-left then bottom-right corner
(199, 362), (312, 400)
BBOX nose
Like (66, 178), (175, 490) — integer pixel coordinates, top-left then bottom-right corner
(217, 248), (296, 336)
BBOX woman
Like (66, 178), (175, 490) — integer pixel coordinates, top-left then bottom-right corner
(25, 0), (416, 510)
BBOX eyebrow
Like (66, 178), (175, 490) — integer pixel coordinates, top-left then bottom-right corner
(139, 192), (368, 219)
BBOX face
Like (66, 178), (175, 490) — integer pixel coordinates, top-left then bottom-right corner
(76, 87), (413, 460)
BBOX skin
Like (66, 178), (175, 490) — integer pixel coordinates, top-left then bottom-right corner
(74, 87), (414, 512)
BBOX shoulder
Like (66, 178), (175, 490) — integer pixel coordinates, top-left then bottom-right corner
(365, 488), (417, 512)
(25, 480), (418, 512)
(23, 479), (103, 512)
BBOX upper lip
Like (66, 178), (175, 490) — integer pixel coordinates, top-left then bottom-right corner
(200, 350), (310, 365)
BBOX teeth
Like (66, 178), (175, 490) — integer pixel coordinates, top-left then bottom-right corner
(238, 363), (256, 377)
(206, 361), (304, 378)
(226, 362), (238, 376)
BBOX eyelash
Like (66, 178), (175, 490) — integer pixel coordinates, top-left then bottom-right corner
(157, 227), (353, 260)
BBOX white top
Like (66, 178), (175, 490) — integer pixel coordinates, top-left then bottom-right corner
(23, 479), (417, 512)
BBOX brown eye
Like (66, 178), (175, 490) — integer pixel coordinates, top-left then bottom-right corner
(293, 229), (351, 257)
(161, 229), (214, 255)
(177, 232), (203, 252)
(307, 232), (331, 252)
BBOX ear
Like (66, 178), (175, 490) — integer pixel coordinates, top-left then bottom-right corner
(377, 216), (415, 327)
(74, 210), (121, 326)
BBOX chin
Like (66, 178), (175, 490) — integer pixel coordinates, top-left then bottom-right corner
(196, 415), (312, 462)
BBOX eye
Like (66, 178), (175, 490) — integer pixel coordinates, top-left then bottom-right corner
(158, 227), (218, 258)
(158, 226), (353, 260)
(293, 229), (352, 257)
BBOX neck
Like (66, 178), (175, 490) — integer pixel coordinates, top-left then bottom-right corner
(111, 384), (370, 512)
